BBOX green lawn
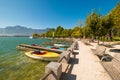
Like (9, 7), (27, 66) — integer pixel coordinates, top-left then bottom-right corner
(113, 37), (120, 41)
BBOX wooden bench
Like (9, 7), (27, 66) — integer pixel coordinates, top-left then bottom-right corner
(101, 54), (120, 80)
(83, 40), (91, 45)
(91, 45), (110, 61)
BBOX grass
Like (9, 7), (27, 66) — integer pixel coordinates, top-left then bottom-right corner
(100, 37), (120, 42)
(113, 37), (120, 41)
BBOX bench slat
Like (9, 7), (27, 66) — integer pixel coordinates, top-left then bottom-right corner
(91, 45), (106, 56)
(102, 62), (120, 80)
(114, 54), (120, 62)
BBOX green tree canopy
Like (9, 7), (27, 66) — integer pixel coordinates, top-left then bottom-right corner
(106, 2), (120, 37)
(55, 26), (64, 37)
(71, 26), (82, 38)
(32, 33), (40, 38)
(61, 29), (69, 37)
(86, 11), (100, 37)
(44, 28), (55, 37)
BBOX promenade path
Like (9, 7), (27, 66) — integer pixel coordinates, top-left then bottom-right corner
(60, 41), (112, 80)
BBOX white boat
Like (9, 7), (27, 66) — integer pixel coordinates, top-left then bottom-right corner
(54, 43), (65, 47)
(29, 36), (33, 39)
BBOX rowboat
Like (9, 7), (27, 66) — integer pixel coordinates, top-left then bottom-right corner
(25, 50), (60, 61)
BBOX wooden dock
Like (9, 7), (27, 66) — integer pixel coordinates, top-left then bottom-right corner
(17, 44), (63, 53)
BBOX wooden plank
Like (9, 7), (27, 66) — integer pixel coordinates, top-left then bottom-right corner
(114, 54), (120, 62)
(102, 62), (120, 80)
(18, 44), (63, 53)
(102, 57), (120, 80)
(112, 60), (119, 69)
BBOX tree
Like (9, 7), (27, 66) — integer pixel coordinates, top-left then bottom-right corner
(86, 10), (108, 44)
(104, 14), (114, 41)
(71, 26), (82, 38)
(82, 26), (92, 38)
(86, 11), (99, 42)
(55, 26), (64, 37)
(105, 2), (120, 37)
(66, 29), (72, 38)
(32, 33), (40, 38)
(86, 11), (100, 37)
(45, 29), (55, 37)
(61, 29), (69, 37)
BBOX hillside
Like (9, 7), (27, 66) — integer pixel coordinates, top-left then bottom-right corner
(0, 25), (49, 36)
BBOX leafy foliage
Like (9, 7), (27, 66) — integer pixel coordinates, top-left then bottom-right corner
(71, 26), (82, 38)
(55, 26), (64, 37)
(45, 29), (55, 37)
(32, 33), (40, 38)
(86, 11), (105, 38)
(106, 2), (120, 37)
(61, 29), (69, 37)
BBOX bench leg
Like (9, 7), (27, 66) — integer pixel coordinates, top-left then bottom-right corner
(101, 56), (110, 61)
(101, 57), (104, 61)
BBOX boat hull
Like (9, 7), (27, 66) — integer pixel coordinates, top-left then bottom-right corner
(25, 51), (60, 61)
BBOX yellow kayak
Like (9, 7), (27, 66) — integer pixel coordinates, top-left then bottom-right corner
(25, 50), (60, 61)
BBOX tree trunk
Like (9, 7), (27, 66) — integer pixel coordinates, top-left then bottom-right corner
(109, 30), (112, 41)
(103, 36), (105, 44)
(98, 36), (99, 45)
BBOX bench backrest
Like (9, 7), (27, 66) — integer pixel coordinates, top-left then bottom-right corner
(95, 45), (106, 56)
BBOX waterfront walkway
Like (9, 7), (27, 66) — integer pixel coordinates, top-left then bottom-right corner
(61, 41), (112, 80)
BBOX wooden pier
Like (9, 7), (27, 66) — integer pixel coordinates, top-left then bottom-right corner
(17, 44), (63, 53)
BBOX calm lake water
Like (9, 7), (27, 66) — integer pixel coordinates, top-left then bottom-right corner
(0, 37), (52, 80)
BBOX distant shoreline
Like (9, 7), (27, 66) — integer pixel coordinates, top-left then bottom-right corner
(0, 35), (30, 37)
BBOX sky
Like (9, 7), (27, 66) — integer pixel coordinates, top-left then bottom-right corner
(0, 0), (119, 29)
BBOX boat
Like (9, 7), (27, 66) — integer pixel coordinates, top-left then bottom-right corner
(54, 43), (65, 47)
(25, 50), (60, 61)
(51, 46), (59, 49)
(46, 45), (65, 51)
(54, 43), (70, 48)
(29, 36), (33, 39)
(31, 44), (40, 47)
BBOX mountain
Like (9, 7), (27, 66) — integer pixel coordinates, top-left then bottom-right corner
(0, 25), (49, 36)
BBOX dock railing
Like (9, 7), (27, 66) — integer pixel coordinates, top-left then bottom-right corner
(40, 40), (78, 80)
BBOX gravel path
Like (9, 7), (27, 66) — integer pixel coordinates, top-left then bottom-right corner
(61, 41), (112, 80)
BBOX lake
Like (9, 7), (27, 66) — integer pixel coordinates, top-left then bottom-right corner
(0, 37), (52, 80)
